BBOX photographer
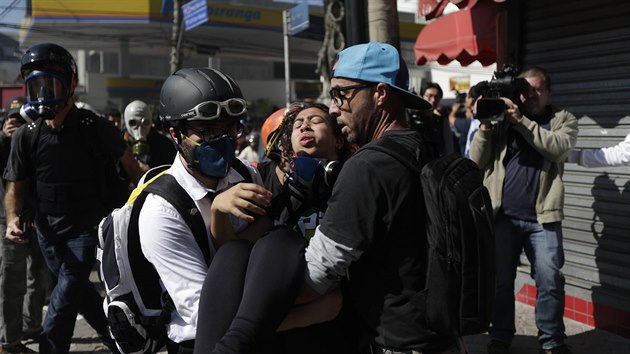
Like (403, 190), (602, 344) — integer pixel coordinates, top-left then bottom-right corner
(0, 97), (49, 354)
(410, 82), (456, 156)
(449, 91), (475, 155)
(470, 67), (578, 354)
(462, 84), (484, 158)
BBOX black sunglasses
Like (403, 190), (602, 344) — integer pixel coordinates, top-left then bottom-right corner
(329, 84), (375, 108)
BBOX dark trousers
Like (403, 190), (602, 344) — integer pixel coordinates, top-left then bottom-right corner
(167, 339), (194, 354)
(37, 229), (112, 354)
(193, 227), (307, 354)
(0, 233), (49, 346)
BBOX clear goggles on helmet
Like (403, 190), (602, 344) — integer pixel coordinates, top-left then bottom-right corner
(180, 98), (247, 120)
(24, 71), (68, 103)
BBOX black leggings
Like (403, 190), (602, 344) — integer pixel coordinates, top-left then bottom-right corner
(194, 227), (307, 354)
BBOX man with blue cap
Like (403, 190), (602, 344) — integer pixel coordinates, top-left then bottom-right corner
(195, 42), (464, 354)
(298, 42), (465, 354)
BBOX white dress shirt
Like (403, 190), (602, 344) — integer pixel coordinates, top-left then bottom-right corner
(571, 133), (630, 167)
(464, 119), (481, 159)
(138, 154), (262, 343)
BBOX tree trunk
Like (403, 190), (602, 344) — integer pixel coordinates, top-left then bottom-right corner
(367, 0), (400, 51)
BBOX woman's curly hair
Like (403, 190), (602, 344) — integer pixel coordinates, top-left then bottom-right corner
(266, 101), (351, 172)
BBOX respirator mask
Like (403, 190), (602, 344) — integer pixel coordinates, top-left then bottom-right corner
(183, 121), (243, 178)
(125, 102), (153, 164)
(21, 70), (70, 120)
(187, 136), (236, 178)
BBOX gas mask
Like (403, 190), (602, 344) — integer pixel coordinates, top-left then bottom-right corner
(124, 100), (152, 163)
(21, 70), (70, 120)
(185, 135), (236, 178)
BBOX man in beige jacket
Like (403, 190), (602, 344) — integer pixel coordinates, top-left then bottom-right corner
(470, 67), (578, 354)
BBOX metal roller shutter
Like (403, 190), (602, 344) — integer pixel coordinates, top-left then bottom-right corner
(518, 0), (630, 311)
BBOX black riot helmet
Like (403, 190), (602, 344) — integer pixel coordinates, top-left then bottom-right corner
(20, 43), (78, 79)
(20, 43), (78, 120)
(159, 67), (247, 142)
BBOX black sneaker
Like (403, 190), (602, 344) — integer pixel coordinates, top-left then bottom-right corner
(21, 329), (42, 343)
(540, 344), (573, 354)
(98, 334), (121, 354)
(487, 340), (510, 354)
(0, 343), (37, 354)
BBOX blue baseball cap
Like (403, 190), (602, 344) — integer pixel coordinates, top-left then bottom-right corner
(332, 42), (431, 110)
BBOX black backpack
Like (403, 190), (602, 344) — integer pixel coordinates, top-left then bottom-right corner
(365, 138), (495, 337)
(97, 161), (252, 354)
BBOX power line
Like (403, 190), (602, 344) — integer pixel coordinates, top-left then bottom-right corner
(0, 0), (20, 20)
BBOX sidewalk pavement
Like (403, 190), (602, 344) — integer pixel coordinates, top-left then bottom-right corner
(25, 270), (630, 353)
(464, 301), (630, 353)
(24, 300), (630, 353)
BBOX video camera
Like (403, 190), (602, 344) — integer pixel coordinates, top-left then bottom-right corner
(475, 65), (529, 121)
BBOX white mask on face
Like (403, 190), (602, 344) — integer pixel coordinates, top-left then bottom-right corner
(124, 100), (152, 141)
